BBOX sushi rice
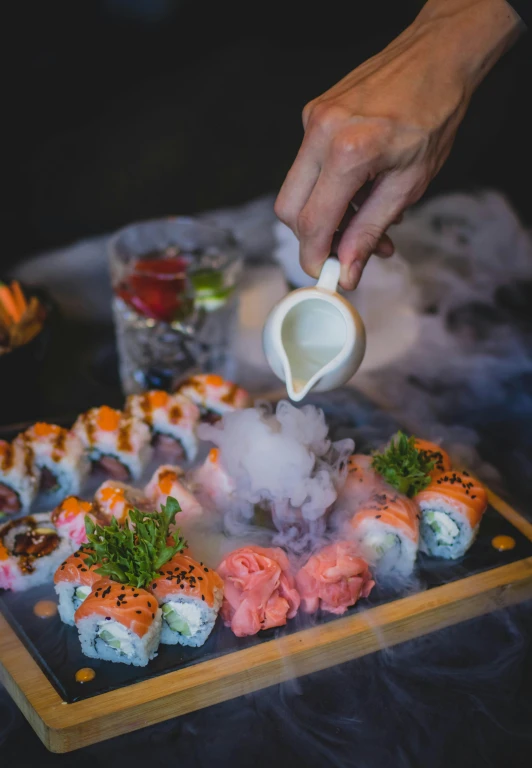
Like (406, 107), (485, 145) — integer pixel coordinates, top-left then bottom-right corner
(0, 438), (39, 515)
(75, 579), (162, 666)
(125, 390), (200, 461)
(73, 406), (152, 481)
(18, 423), (90, 507)
(0, 513), (74, 592)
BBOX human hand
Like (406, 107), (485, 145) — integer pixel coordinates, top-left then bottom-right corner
(274, 0), (521, 290)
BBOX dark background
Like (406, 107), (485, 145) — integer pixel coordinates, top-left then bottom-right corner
(4, 0), (532, 271)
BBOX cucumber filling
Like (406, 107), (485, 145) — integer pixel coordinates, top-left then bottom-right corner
(162, 601), (202, 637)
(423, 510), (460, 546)
(366, 532), (401, 560)
(97, 621), (135, 657)
(72, 585), (91, 609)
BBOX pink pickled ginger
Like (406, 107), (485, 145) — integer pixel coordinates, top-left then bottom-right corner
(296, 541), (374, 615)
(218, 545), (300, 637)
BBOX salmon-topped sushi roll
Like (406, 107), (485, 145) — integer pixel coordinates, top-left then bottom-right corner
(94, 480), (149, 525)
(51, 496), (101, 547)
(144, 465), (203, 522)
(416, 470), (488, 559)
(151, 552), (223, 646)
(75, 578), (162, 666)
(296, 541), (374, 615)
(412, 439), (452, 478)
(176, 374), (250, 421)
(0, 512), (73, 591)
(336, 454), (390, 514)
(0, 438), (39, 516)
(73, 406), (152, 481)
(54, 549), (102, 625)
(349, 491), (419, 578)
(125, 390), (200, 461)
(17, 423), (90, 506)
(190, 448), (236, 511)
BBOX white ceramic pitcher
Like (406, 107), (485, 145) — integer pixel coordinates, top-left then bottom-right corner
(262, 257), (366, 401)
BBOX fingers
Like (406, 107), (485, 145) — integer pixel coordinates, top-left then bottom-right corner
(274, 142), (321, 240)
(337, 173), (409, 289)
(295, 165), (369, 278)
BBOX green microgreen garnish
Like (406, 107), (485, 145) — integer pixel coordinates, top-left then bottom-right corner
(371, 432), (435, 498)
(83, 496), (186, 589)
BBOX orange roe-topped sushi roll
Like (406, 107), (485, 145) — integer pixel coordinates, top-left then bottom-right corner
(94, 480), (149, 525)
(51, 496), (101, 547)
(125, 390), (200, 461)
(75, 578), (162, 666)
(0, 438), (39, 515)
(72, 405), (152, 481)
(415, 470), (488, 559)
(17, 422), (89, 505)
(151, 552), (223, 646)
(144, 465), (203, 522)
(349, 491), (420, 577)
(176, 374), (250, 421)
(54, 548), (102, 625)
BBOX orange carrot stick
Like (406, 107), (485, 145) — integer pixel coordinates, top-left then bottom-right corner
(10, 281), (27, 317)
(0, 283), (20, 323)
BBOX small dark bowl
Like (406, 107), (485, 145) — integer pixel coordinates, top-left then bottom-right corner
(0, 286), (54, 427)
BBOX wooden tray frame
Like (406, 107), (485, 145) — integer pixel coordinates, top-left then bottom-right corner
(1, 489), (532, 752)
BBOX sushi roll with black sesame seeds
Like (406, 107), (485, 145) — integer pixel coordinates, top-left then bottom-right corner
(75, 578), (161, 666)
(151, 552), (223, 647)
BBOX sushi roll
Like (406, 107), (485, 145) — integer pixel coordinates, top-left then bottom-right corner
(94, 480), (149, 525)
(144, 465), (203, 522)
(190, 448), (236, 511)
(412, 439), (452, 478)
(17, 423), (90, 506)
(0, 438), (39, 515)
(73, 405), (152, 481)
(349, 491), (419, 578)
(176, 374), (250, 422)
(336, 454), (390, 514)
(0, 513), (73, 591)
(218, 545), (300, 637)
(51, 496), (102, 547)
(151, 552), (223, 646)
(416, 470), (488, 559)
(125, 390), (200, 461)
(54, 549), (103, 625)
(296, 541), (374, 615)
(75, 578), (162, 666)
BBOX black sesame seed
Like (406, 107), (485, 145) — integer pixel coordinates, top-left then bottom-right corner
(152, 613), (155, 619)
(204, 568), (209, 573)
(375, 515), (381, 519)
(201, 595), (205, 600)
(180, 584), (184, 589)
(136, 610), (141, 614)
(152, 583), (157, 589)
(147, 601), (152, 608)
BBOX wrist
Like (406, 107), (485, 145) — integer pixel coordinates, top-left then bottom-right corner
(411, 0), (523, 94)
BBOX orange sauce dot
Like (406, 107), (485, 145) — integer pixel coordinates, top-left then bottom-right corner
(75, 667), (96, 683)
(492, 535), (516, 552)
(33, 600), (58, 618)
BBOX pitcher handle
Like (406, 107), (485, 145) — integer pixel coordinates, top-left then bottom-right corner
(316, 257), (341, 292)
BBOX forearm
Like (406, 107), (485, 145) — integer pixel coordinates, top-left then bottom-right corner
(413, 0), (523, 93)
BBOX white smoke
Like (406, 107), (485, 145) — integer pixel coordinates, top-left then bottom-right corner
(197, 400), (353, 525)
